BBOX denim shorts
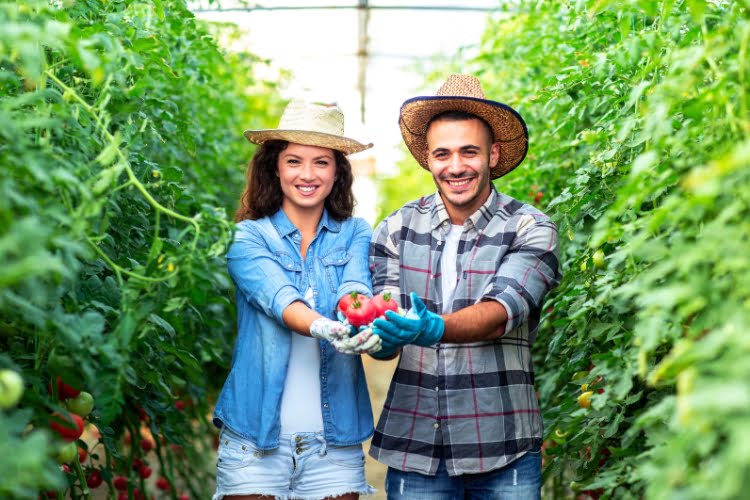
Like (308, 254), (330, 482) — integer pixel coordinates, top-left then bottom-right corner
(385, 447), (542, 500)
(213, 426), (375, 500)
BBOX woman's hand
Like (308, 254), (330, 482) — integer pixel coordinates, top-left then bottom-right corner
(310, 318), (382, 355)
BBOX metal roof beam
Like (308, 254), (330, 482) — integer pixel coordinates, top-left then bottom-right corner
(192, 5), (498, 13)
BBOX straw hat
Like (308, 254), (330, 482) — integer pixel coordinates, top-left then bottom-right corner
(399, 74), (528, 179)
(244, 99), (373, 155)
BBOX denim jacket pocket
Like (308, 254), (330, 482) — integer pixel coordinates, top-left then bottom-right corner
(273, 251), (303, 288)
(321, 248), (352, 293)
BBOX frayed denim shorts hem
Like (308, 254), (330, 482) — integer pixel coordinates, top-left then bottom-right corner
(213, 426), (376, 500)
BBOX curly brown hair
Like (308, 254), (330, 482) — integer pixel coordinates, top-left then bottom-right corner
(234, 140), (355, 222)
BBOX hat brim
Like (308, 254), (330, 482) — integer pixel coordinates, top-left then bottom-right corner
(243, 129), (373, 155)
(399, 96), (528, 179)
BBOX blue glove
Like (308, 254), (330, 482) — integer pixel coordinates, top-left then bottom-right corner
(369, 337), (401, 359)
(372, 292), (444, 348)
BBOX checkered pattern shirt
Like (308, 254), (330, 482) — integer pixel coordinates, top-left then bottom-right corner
(368, 186), (561, 476)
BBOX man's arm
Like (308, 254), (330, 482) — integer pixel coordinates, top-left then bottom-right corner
(441, 300), (507, 343)
(374, 215), (560, 347)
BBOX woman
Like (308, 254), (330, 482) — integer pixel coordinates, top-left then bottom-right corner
(213, 99), (380, 500)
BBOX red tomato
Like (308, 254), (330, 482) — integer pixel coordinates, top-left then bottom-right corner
(86, 469), (103, 489)
(337, 291), (366, 314)
(78, 446), (87, 463)
(49, 411), (84, 442)
(175, 400), (185, 411)
(371, 292), (398, 319)
(345, 297), (377, 328)
(131, 457), (143, 470)
(48, 376), (81, 400)
(156, 477), (170, 490)
(113, 475), (128, 490)
(138, 465), (152, 479)
(140, 438), (154, 452)
(178, 494), (189, 500)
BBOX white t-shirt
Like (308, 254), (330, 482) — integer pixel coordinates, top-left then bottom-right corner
(441, 224), (463, 314)
(279, 288), (324, 434)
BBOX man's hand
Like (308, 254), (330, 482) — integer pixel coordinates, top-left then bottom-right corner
(372, 292), (444, 348)
(310, 317), (382, 355)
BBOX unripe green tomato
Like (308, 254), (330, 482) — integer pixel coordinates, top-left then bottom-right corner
(56, 441), (78, 464)
(65, 391), (94, 417)
(0, 369), (24, 409)
(592, 249), (606, 269)
(579, 260), (587, 272)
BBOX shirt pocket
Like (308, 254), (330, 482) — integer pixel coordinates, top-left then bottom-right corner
(273, 251), (303, 288)
(320, 247), (352, 293)
(461, 259), (498, 297)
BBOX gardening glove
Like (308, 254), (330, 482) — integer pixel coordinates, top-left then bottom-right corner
(372, 292), (444, 348)
(331, 327), (383, 355)
(311, 317), (381, 355)
(310, 317), (351, 343)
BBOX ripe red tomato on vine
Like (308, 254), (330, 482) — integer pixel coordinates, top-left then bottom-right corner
(49, 411), (84, 442)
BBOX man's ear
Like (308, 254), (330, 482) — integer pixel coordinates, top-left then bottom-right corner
(489, 142), (501, 168)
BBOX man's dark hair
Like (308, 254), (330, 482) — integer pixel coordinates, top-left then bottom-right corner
(234, 140), (355, 222)
(426, 110), (495, 143)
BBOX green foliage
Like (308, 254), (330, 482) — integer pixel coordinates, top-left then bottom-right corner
(0, 0), (283, 497)
(464, 1), (749, 498)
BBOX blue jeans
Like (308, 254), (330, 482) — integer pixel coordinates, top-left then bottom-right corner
(384, 448), (542, 500)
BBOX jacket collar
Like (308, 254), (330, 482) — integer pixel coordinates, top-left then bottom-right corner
(271, 208), (341, 237)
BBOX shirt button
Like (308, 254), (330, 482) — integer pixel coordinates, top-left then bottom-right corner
(435, 386), (439, 391)
(321, 375), (326, 381)
(323, 403), (329, 409)
(433, 422), (440, 429)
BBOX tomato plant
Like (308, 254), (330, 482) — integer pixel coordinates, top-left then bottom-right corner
(0, 0), (285, 498)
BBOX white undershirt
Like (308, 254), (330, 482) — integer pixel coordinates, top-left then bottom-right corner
(279, 288), (324, 434)
(441, 224), (463, 314)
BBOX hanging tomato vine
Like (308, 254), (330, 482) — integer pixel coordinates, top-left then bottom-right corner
(0, 0), (284, 498)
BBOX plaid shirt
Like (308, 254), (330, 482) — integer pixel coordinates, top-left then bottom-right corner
(368, 186), (561, 476)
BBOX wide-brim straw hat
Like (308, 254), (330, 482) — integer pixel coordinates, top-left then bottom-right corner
(244, 99), (373, 155)
(399, 74), (528, 179)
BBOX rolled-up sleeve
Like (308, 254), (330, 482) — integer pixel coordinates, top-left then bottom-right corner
(484, 214), (561, 334)
(226, 222), (304, 325)
(337, 218), (374, 302)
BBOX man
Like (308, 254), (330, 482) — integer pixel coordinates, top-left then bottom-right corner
(368, 74), (561, 499)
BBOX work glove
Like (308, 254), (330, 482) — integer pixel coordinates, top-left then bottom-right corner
(310, 317), (382, 355)
(368, 339), (401, 359)
(372, 292), (444, 348)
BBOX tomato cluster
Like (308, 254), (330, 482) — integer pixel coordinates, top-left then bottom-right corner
(338, 291), (399, 328)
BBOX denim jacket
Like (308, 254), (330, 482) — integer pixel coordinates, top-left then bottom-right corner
(213, 208), (374, 450)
